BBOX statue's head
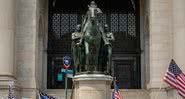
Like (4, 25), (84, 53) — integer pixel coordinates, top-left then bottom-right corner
(90, 1), (97, 8)
(75, 24), (81, 32)
(104, 24), (109, 32)
(88, 1), (98, 20)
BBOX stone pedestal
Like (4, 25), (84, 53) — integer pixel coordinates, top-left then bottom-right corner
(73, 74), (113, 99)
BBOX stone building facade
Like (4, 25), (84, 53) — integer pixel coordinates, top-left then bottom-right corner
(0, 0), (185, 99)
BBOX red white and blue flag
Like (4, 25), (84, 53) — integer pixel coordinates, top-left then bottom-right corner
(112, 79), (123, 99)
(163, 59), (185, 98)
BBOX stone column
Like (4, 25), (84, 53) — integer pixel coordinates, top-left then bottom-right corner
(0, 0), (18, 97)
(172, 0), (185, 71)
(148, 0), (172, 99)
(0, 0), (16, 77)
(16, 0), (39, 98)
(168, 0), (185, 99)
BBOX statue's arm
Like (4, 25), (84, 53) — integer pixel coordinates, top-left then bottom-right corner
(105, 33), (115, 44)
(111, 33), (115, 41)
(97, 8), (103, 14)
(72, 33), (75, 39)
(77, 35), (83, 45)
(72, 33), (81, 40)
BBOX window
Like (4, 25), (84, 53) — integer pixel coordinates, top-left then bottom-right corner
(47, 0), (140, 89)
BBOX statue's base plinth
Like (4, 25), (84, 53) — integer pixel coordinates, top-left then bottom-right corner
(73, 74), (113, 99)
(75, 71), (110, 75)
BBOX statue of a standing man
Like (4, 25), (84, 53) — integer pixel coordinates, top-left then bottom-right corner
(72, 24), (84, 72)
(104, 24), (115, 73)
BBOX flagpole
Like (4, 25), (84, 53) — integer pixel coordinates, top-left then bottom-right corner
(65, 69), (67, 99)
(65, 69), (68, 99)
(63, 56), (71, 99)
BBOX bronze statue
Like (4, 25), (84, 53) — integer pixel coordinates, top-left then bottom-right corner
(72, 25), (84, 72)
(82, 1), (103, 71)
(103, 24), (114, 73)
(71, 1), (114, 75)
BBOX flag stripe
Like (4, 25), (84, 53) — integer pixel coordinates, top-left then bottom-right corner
(114, 91), (122, 99)
(179, 74), (185, 82)
(178, 90), (185, 98)
(178, 74), (185, 84)
(178, 91), (185, 98)
(165, 74), (176, 83)
(176, 83), (185, 94)
(164, 77), (177, 88)
(166, 72), (176, 82)
(115, 91), (122, 99)
(167, 72), (176, 79)
(176, 77), (185, 89)
(164, 74), (177, 87)
(176, 82), (185, 92)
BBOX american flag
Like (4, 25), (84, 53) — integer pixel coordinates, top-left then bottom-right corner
(112, 79), (123, 99)
(163, 59), (185, 98)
